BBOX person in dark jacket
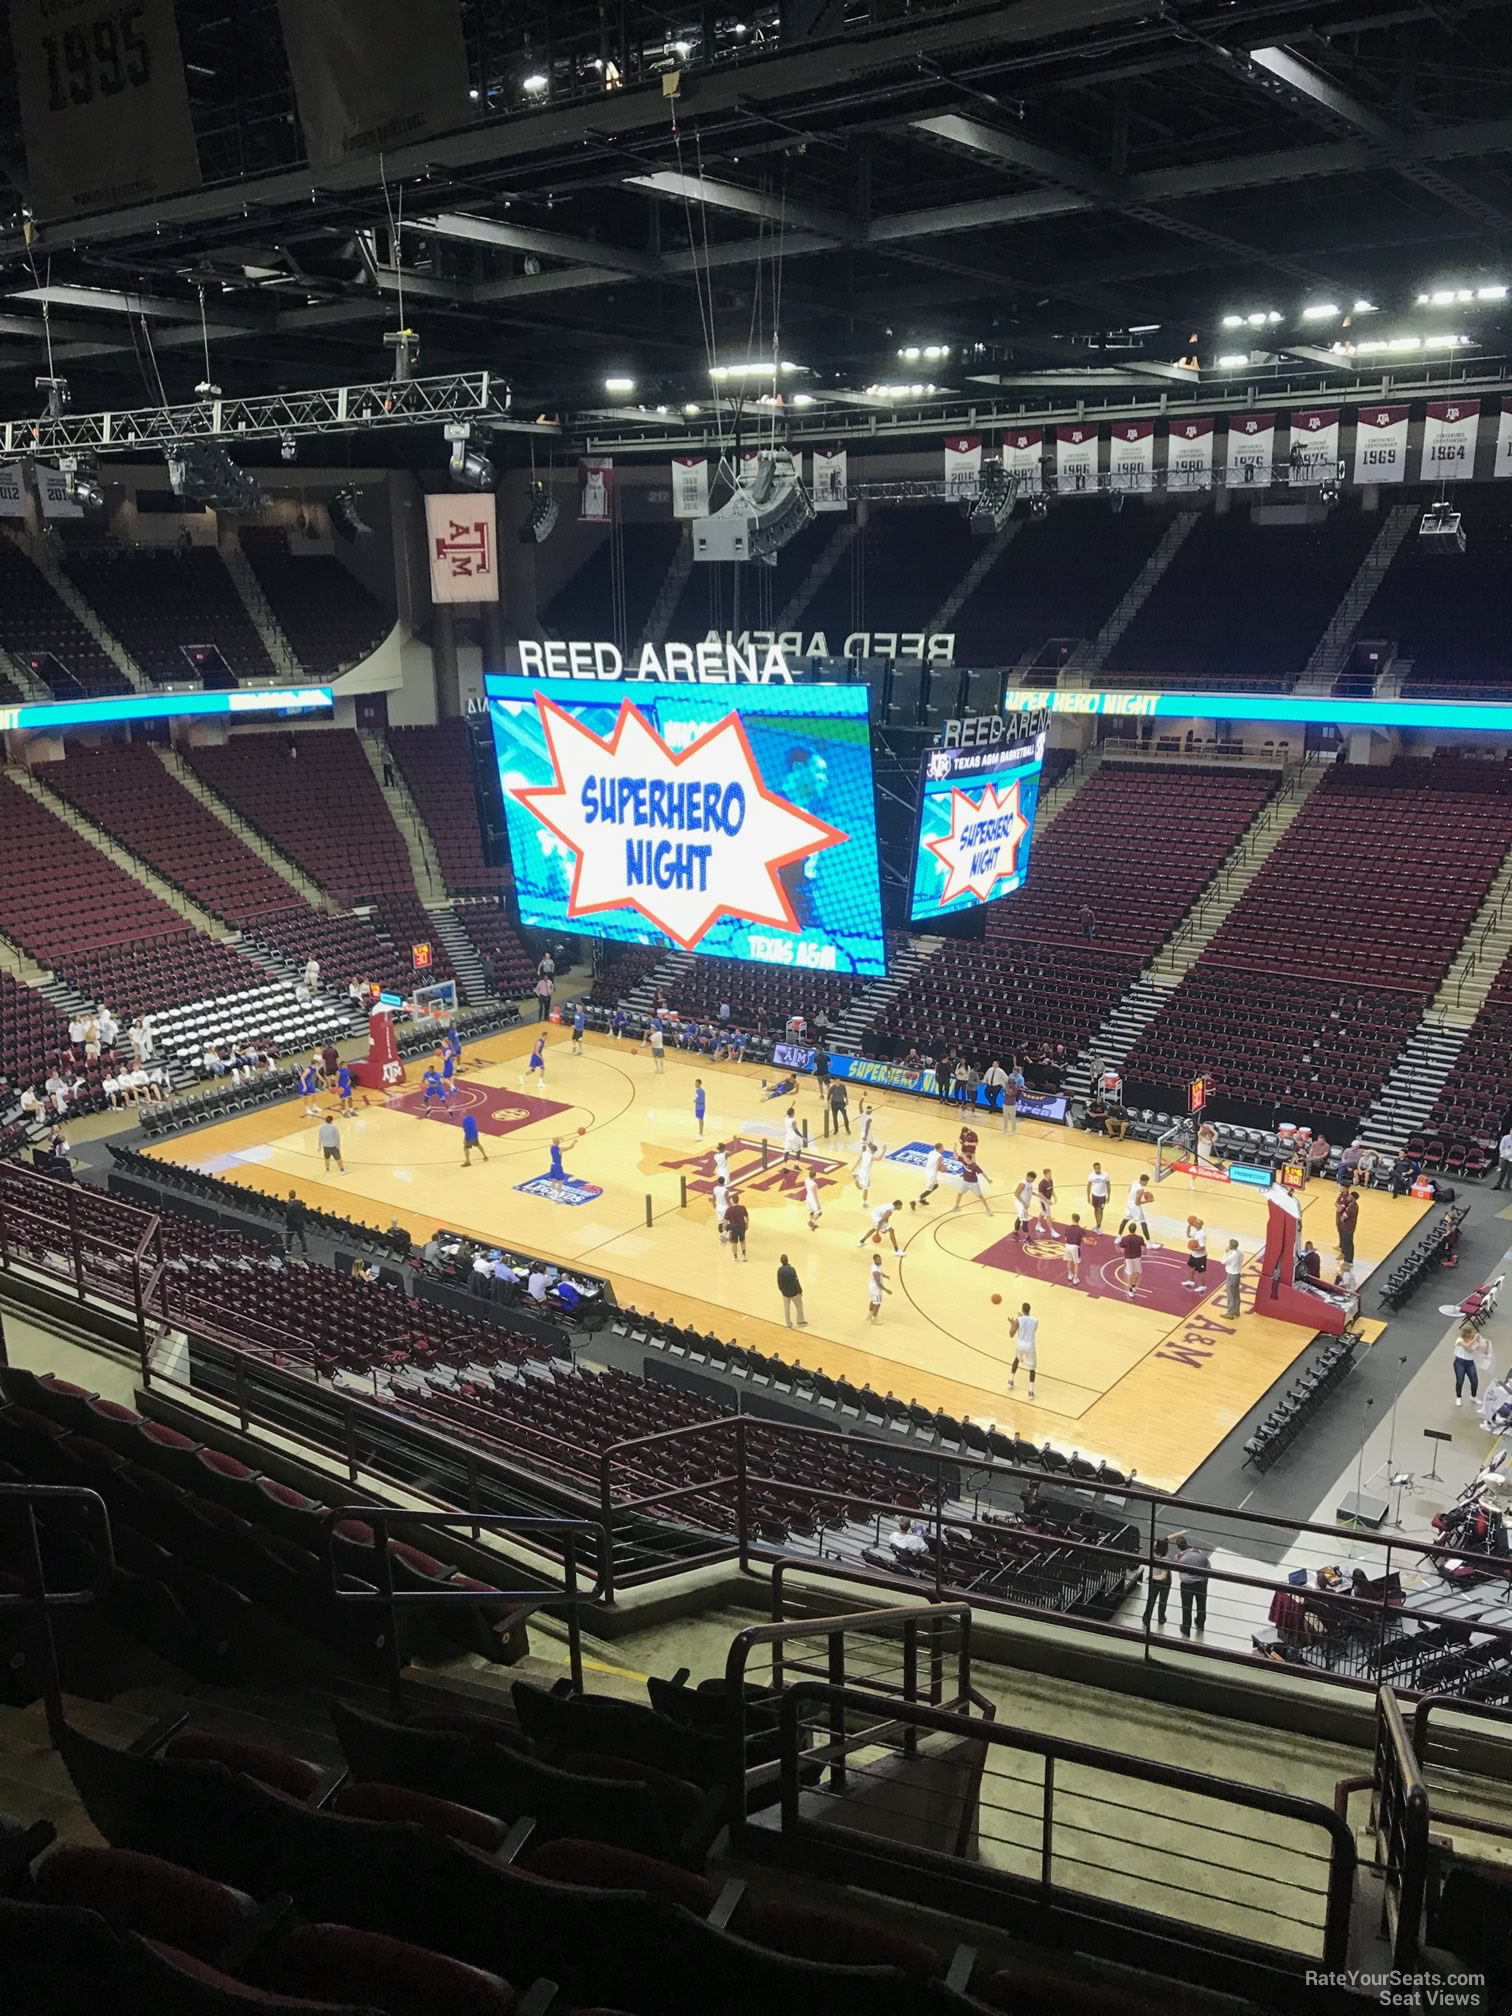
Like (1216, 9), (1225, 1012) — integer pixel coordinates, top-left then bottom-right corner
(776, 1254), (806, 1328)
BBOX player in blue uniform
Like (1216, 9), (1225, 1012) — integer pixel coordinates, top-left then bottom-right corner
(572, 1004), (586, 1055)
(336, 1063), (354, 1114)
(460, 1110), (487, 1166)
(548, 1136), (570, 1182)
(421, 1066), (444, 1106)
(439, 1049), (457, 1098)
(525, 1035), (547, 1087)
(694, 1079), (707, 1140)
(299, 1060), (320, 1116)
(610, 1007), (627, 1041)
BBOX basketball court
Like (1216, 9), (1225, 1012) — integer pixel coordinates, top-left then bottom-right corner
(145, 1024), (1425, 1493)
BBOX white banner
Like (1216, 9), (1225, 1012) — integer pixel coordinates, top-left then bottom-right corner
(944, 436), (982, 501)
(1352, 405), (1409, 486)
(37, 468), (82, 520)
(671, 456), (709, 520)
(0, 464), (27, 518)
(1496, 410), (1512, 481)
(1109, 420), (1154, 493)
(1227, 413), (1275, 486)
(1289, 408), (1340, 486)
(579, 458), (612, 523)
(279, 0), (468, 170)
(1055, 424), (1098, 491)
(1420, 398), (1480, 482)
(811, 446), (848, 511)
(425, 494), (498, 603)
(1002, 427), (1043, 495)
(1167, 418), (1214, 493)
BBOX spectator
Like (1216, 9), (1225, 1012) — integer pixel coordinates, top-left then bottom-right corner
(889, 1516), (928, 1559)
(317, 1117), (346, 1173)
(537, 951), (556, 980)
(1335, 1185), (1359, 1266)
(526, 1266), (550, 1304)
(1223, 1238), (1245, 1318)
(1142, 1537), (1171, 1630)
(471, 1249), (494, 1287)
(1079, 903), (1095, 941)
(284, 1190), (309, 1254)
(304, 957), (321, 993)
(534, 972), (555, 1022)
(1495, 1127), (1512, 1193)
(1173, 1533), (1212, 1636)
(1295, 1239), (1322, 1285)
(776, 1253), (806, 1328)
(67, 1013), (88, 1060)
(97, 1007), (119, 1052)
(1452, 1322), (1494, 1407)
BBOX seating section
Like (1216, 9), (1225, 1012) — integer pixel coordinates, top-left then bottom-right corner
(38, 744), (298, 925)
(0, 972), (97, 1112)
(453, 904), (539, 997)
(0, 536), (130, 696)
(239, 527), (391, 675)
(875, 765), (1277, 1069)
(950, 500), (1175, 670)
(1414, 951), (1512, 1171)
(186, 731), (417, 905)
(1105, 502), (1382, 688)
(543, 521), (684, 647)
(669, 954), (872, 1034)
(1353, 485), (1512, 695)
(387, 722), (507, 893)
(1126, 760), (1512, 1132)
(61, 545), (277, 688)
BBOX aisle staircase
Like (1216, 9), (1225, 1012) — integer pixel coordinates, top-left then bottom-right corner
(1033, 743), (1103, 835)
(157, 748), (333, 911)
(429, 904), (489, 1004)
(775, 520), (858, 634)
(220, 531), (301, 681)
(1062, 509), (1201, 677)
(358, 731), (445, 903)
(0, 643), (48, 701)
(1296, 501), (1418, 693)
(0, 524), (145, 690)
(832, 937), (936, 1054)
(623, 949), (695, 1012)
(637, 531), (695, 652)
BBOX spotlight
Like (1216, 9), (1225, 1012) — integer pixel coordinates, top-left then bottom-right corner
(519, 484), (559, 545)
(59, 457), (103, 510)
(330, 487), (373, 543)
(35, 374), (70, 418)
(279, 433), (297, 463)
(1419, 501), (1465, 555)
(168, 439), (263, 513)
(445, 421), (495, 490)
(523, 71), (548, 94)
(1028, 495), (1049, 520)
(962, 458), (1016, 535)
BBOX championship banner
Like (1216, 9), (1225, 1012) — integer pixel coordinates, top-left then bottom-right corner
(37, 468), (82, 519)
(579, 458), (612, 523)
(1420, 398), (1480, 482)
(1167, 418), (1214, 493)
(1002, 427), (1043, 495)
(1226, 413), (1275, 485)
(1288, 408), (1339, 486)
(1496, 409), (1512, 481)
(278, 0), (469, 170)
(671, 456), (709, 520)
(1352, 405), (1409, 486)
(425, 494), (498, 604)
(0, 464), (27, 518)
(1055, 424), (1097, 491)
(11, 0), (201, 220)
(811, 446), (847, 511)
(1108, 420), (1154, 493)
(944, 436), (982, 501)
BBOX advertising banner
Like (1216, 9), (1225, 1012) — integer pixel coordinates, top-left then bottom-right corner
(1055, 423), (1098, 490)
(811, 446), (847, 510)
(1352, 405), (1409, 486)
(770, 1044), (1069, 1122)
(1226, 413), (1275, 485)
(1167, 418), (1214, 493)
(425, 494), (498, 603)
(671, 455), (709, 520)
(1420, 398), (1480, 482)
(1108, 419), (1155, 493)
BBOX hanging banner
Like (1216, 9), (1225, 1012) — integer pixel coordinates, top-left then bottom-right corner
(11, 0), (201, 220)
(1226, 413), (1275, 486)
(1055, 424), (1098, 491)
(1109, 420), (1154, 493)
(0, 464), (27, 518)
(1352, 405), (1409, 486)
(1420, 398), (1480, 482)
(1167, 418), (1215, 493)
(578, 458), (612, 523)
(671, 456), (709, 520)
(37, 468), (82, 520)
(944, 436), (982, 501)
(278, 0), (469, 170)
(425, 494), (498, 604)
(1288, 408), (1340, 486)
(811, 446), (848, 511)
(1496, 410), (1512, 481)
(1002, 427), (1043, 495)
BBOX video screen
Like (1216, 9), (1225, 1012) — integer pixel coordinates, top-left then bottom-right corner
(909, 728), (1045, 924)
(486, 676), (887, 977)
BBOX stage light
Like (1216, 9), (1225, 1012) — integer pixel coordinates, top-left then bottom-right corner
(1301, 304), (1339, 321)
(168, 439), (263, 513)
(1216, 352), (1248, 368)
(604, 375), (635, 394)
(671, 39), (690, 57)
(279, 433), (297, 462)
(523, 72), (548, 94)
(792, 393), (815, 407)
(452, 444), (495, 489)
(1220, 314), (1243, 328)
(1478, 285), (1507, 300)
(683, 402), (700, 415)
(1028, 495), (1048, 520)
(1352, 298), (1378, 314)
(520, 484), (559, 545)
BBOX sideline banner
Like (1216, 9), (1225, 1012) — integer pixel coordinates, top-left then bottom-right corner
(1109, 420), (1154, 493)
(1055, 423), (1097, 491)
(943, 436), (982, 501)
(1226, 413), (1274, 485)
(1288, 408), (1339, 485)
(772, 1043), (1068, 1122)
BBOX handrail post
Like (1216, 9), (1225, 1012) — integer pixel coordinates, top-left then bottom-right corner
(735, 1416), (750, 1573)
(827, 1625), (847, 1791)
(65, 1184), (84, 1302)
(467, 1454), (480, 1542)
(597, 1447), (617, 1606)
(344, 1406), (359, 1486)
(902, 1616), (919, 1758)
(1040, 1754), (1055, 1897)
(236, 1361), (249, 1435)
(372, 1519), (404, 1717)
(565, 1537), (584, 1695)
(21, 1502), (65, 1746)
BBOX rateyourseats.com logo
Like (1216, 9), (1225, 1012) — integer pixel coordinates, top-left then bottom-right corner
(1305, 1972), (1483, 2007)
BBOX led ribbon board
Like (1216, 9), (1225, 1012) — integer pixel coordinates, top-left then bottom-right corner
(909, 728), (1045, 924)
(0, 687), (333, 733)
(486, 674), (886, 977)
(1000, 690), (1512, 731)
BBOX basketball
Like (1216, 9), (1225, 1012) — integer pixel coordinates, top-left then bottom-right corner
(577, 1126), (586, 1136)
(1139, 1189), (1155, 1205)
(991, 1293), (1002, 1306)
(872, 1233), (881, 1244)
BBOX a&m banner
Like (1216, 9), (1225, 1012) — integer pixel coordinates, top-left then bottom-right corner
(425, 494), (498, 603)
(1495, 408), (1512, 481)
(1167, 418), (1214, 493)
(1352, 405), (1409, 486)
(1055, 423), (1098, 490)
(1108, 419), (1154, 493)
(943, 436), (982, 501)
(1289, 408), (1339, 485)
(1226, 413), (1275, 485)
(579, 458), (612, 522)
(1002, 427), (1043, 495)
(671, 456), (710, 520)
(811, 447), (848, 510)
(1420, 398), (1479, 482)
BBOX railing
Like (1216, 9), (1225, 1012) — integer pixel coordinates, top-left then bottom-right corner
(768, 1681), (1356, 2000)
(1372, 1686), (1432, 1970)
(0, 1170), (162, 1368)
(0, 1481), (116, 1740)
(322, 1505), (609, 1711)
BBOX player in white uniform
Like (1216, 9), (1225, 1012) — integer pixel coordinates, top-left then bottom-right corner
(1120, 1175), (1155, 1245)
(1086, 1163), (1111, 1230)
(1007, 1303), (1039, 1399)
(804, 1172), (823, 1230)
(910, 1143), (946, 1211)
(782, 1108), (803, 1165)
(712, 1178), (729, 1241)
(866, 1253), (891, 1322)
(860, 1198), (904, 1251)
(1185, 1215), (1208, 1290)
(713, 1143), (730, 1187)
(853, 1138), (881, 1202)
(857, 1097), (875, 1147)
(1014, 1172), (1038, 1236)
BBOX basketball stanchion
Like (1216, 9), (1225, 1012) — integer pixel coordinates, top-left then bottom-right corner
(680, 1176), (688, 1209)
(802, 1118), (809, 1148)
(761, 1140), (769, 1170)
(644, 1193), (653, 1228)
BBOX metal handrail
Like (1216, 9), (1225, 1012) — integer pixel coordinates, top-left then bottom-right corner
(0, 1482), (115, 1741)
(777, 1680), (1357, 1984)
(1374, 1685), (1433, 1970)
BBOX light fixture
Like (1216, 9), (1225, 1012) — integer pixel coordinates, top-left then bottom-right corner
(898, 345), (921, 360)
(519, 484), (559, 545)
(168, 440), (262, 513)
(792, 393), (815, 407)
(522, 72), (548, 94)
(278, 432), (297, 462)
(603, 375), (636, 394)
(708, 360), (802, 381)
(468, 87), (480, 100)
(1301, 303), (1339, 321)
(1028, 495), (1049, 520)
(671, 38), (690, 57)
(1352, 298), (1379, 314)
(864, 382), (936, 398)
(1216, 353), (1249, 368)
(1477, 284), (1507, 301)
(683, 402), (700, 415)
(1220, 314), (1243, 328)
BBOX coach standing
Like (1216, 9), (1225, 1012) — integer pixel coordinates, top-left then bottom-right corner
(776, 1254), (807, 1328)
(1335, 1184), (1359, 1266)
(813, 1044), (831, 1102)
(827, 1076), (851, 1139)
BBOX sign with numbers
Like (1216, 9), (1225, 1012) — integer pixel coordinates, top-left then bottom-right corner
(277, 0), (469, 170)
(11, 0), (201, 219)
(411, 942), (432, 971)
(424, 494), (498, 604)
(1188, 1075), (1208, 1114)
(1420, 399), (1480, 482)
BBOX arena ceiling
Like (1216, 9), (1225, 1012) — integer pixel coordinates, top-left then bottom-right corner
(2, 0), (1512, 459)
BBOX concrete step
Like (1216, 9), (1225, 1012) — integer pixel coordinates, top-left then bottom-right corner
(359, 731), (445, 902)
(430, 905), (488, 1005)
(160, 747), (332, 910)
